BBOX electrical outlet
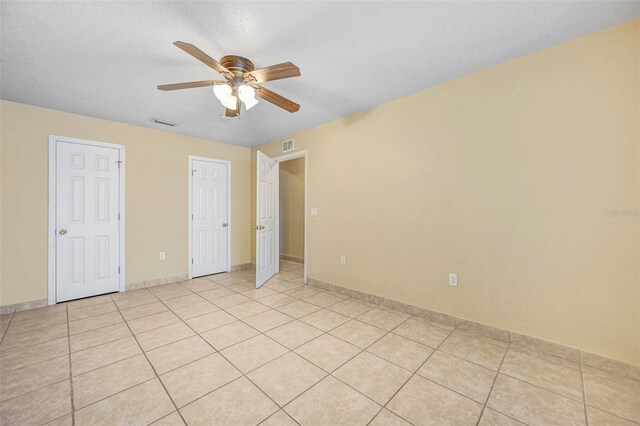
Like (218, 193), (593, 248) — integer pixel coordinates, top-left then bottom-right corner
(449, 273), (458, 287)
(340, 256), (347, 266)
(160, 252), (166, 260)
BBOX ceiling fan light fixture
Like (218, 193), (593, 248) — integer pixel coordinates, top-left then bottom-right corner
(158, 42), (300, 114)
(213, 83), (232, 101)
(237, 84), (256, 103)
(244, 97), (259, 110)
(221, 94), (238, 110)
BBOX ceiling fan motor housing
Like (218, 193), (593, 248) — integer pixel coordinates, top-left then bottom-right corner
(220, 55), (255, 75)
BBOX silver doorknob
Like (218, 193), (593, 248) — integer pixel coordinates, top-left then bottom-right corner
(59, 229), (68, 235)
(222, 223), (228, 227)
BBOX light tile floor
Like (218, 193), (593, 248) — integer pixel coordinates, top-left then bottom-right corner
(1, 260), (639, 425)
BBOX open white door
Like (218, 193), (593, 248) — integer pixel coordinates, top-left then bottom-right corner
(256, 151), (278, 287)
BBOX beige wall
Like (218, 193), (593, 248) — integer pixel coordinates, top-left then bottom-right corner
(0, 101), (251, 306)
(253, 21), (640, 365)
(279, 158), (305, 259)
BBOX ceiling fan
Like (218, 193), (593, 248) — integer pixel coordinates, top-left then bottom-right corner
(157, 41), (301, 118)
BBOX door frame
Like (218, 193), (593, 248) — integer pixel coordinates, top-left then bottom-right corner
(274, 149), (308, 284)
(48, 135), (126, 305)
(188, 155), (232, 279)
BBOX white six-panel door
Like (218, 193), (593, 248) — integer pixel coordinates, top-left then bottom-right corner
(256, 151), (278, 288)
(191, 158), (230, 277)
(55, 140), (121, 302)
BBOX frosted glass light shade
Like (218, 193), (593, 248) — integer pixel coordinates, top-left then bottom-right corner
(237, 84), (256, 103)
(244, 97), (259, 110)
(221, 94), (237, 110)
(213, 83), (232, 101)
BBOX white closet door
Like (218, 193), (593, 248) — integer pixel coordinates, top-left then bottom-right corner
(192, 159), (229, 277)
(56, 141), (120, 302)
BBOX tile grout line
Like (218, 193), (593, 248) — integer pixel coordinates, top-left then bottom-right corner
(1, 332), (188, 378)
(0, 274), (293, 404)
(0, 313), (16, 346)
(329, 315), (501, 375)
(479, 345), (589, 425)
(335, 335), (411, 424)
(203, 319), (305, 410)
(297, 313), (404, 389)
(111, 296), (189, 425)
(278, 313), (417, 424)
(475, 341), (510, 426)
(492, 370), (587, 405)
(156, 292), (291, 423)
(371, 321), (457, 426)
(583, 404), (639, 425)
(162, 271), (385, 422)
(73, 273), (274, 399)
(579, 362), (589, 425)
(70, 377), (159, 415)
(0, 376), (72, 406)
(257, 408), (301, 426)
(1, 317), (68, 337)
(64, 303), (76, 426)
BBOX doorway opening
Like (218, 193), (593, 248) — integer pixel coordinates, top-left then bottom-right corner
(278, 156), (305, 276)
(255, 150), (308, 287)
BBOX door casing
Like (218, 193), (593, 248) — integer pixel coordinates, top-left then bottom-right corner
(188, 155), (232, 279)
(48, 135), (126, 305)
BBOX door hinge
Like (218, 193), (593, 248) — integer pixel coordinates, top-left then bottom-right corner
(116, 160), (123, 169)
(191, 214), (194, 220)
(118, 266), (121, 274)
(191, 258), (194, 264)
(192, 169), (197, 176)
(117, 213), (121, 221)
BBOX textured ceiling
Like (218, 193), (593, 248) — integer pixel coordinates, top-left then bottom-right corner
(2, 1), (639, 147)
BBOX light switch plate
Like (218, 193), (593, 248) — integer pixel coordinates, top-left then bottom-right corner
(311, 208), (318, 216)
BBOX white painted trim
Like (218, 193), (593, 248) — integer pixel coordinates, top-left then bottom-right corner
(188, 156), (232, 279)
(274, 149), (309, 284)
(48, 135), (126, 305)
(275, 163), (280, 275)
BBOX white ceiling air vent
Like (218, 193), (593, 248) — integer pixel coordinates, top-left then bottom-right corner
(282, 139), (294, 153)
(151, 117), (176, 127)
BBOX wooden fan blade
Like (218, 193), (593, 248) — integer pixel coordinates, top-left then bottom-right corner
(157, 80), (225, 91)
(173, 41), (233, 78)
(244, 62), (300, 83)
(255, 86), (300, 113)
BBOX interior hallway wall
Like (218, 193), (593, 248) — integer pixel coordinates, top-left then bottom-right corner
(279, 157), (305, 261)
